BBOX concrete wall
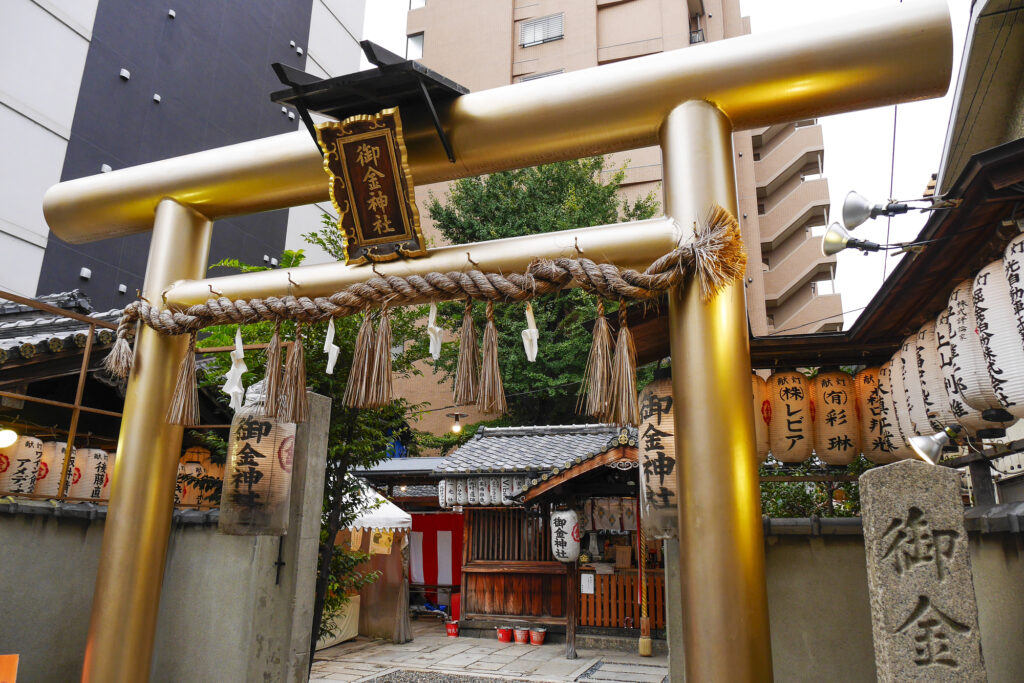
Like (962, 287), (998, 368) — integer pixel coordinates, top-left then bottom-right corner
(0, 392), (330, 683)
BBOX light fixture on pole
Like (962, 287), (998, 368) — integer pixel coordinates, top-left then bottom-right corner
(0, 427), (18, 449)
(821, 223), (881, 256)
(908, 424), (962, 465)
(842, 190), (958, 230)
(446, 412), (468, 433)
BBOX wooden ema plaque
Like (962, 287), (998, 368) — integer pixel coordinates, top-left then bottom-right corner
(317, 107), (427, 265)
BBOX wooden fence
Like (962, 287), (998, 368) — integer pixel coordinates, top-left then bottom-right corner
(579, 571), (665, 630)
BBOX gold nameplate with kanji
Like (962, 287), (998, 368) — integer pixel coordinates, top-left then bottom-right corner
(316, 107), (427, 265)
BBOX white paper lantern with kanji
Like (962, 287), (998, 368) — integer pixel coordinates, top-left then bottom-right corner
(974, 260), (1024, 419)
(455, 478), (467, 506)
(751, 374), (770, 463)
(477, 476), (490, 505)
(888, 348), (919, 447)
(915, 321), (969, 434)
(550, 508), (580, 562)
(637, 375), (678, 539)
(500, 476), (514, 505)
(0, 436), (43, 495)
(943, 280), (1006, 415)
(34, 442), (75, 498)
(876, 363), (914, 459)
(935, 306), (1001, 435)
(175, 460), (205, 506)
(767, 370), (813, 463)
(437, 480), (446, 507)
(219, 408), (296, 536)
(854, 368), (898, 464)
(445, 479), (456, 507)
(68, 448), (109, 500)
(899, 335), (931, 437)
(811, 371), (859, 465)
(466, 477), (479, 505)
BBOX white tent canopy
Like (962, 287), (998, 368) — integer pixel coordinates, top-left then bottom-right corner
(346, 476), (411, 532)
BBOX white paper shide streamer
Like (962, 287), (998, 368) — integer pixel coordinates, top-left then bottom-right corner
(222, 326), (248, 411)
(521, 302), (539, 362)
(324, 317), (340, 374)
(427, 302), (443, 361)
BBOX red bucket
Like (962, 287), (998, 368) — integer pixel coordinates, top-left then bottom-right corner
(446, 621), (459, 637)
(496, 626), (513, 642)
(514, 627), (530, 644)
(530, 627), (547, 645)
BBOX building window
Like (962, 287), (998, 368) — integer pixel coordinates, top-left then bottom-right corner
(520, 14), (564, 47)
(689, 29), (704, 44)
(518, 69), (564, 82)
(406, 33), (423, 60)
(410, 0), (425, 8)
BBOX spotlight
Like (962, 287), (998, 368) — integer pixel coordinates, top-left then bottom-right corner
(842, 190), (957, 229)
(821, 223), (881, 256)
(446, 412), (468, 434)
(909, 425), (962, 465)
(0, 427), (18, 449)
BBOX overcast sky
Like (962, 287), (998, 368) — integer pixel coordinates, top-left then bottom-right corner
(362, 0), (971, 332)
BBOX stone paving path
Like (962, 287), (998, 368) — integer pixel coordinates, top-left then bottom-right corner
(312, 622), (669, 683)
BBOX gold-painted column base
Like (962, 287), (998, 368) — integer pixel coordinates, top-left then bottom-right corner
(662, 102), (773, 682)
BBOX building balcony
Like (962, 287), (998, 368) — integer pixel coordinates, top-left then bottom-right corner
(769, 292), (844, 335)
(753, 124), (824, 198)
(763, 236), (837, 307)
(758, 177), (830, 250)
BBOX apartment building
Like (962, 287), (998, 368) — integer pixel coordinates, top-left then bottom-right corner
(400, 0), (841, 432)
(3, 0), (365, 308)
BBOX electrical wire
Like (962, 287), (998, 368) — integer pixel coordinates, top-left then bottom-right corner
(763, 306), (867, 337)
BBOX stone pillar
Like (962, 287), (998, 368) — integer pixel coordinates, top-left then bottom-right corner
(861, 460), (985, 681)
(663, 538), (686, 680)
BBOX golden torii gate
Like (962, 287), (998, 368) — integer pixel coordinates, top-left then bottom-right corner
(44, 3), (951, 681)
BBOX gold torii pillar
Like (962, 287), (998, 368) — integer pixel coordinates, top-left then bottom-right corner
(42, 3), (951, 681)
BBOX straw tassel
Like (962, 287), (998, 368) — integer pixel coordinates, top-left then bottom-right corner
(261, 323), (283, 417)
(454, 299), (479, 406)
(578, 298), (614, 420)
(691, 204), (747, 302)
(104, 323), (135, 379)
(344, 312), (376, 409)
(165, 332), (199, 426)
(278, 323), (308, 423)
(477, 300), (507, 415)
(367, 307), (394, 408)
(608, 305), (639, 426)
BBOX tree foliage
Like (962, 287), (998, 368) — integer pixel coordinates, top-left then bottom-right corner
(422, 157), (659, 425)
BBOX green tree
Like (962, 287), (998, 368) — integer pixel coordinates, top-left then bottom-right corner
(194, 217), (426, 666)
(424, 157), (659, 425)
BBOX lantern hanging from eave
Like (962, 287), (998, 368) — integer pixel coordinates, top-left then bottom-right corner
(0, 436), (43, 495)
(438, 480), (446, 508)
(974, 259), (1024, 419)
(899, 335), (931, 438)
(68, 448), (108, 500)
(477, 476), (490, 505)
(500, 476), (514, 505)
(854, 368), (899, 464)
(466, 477), (479, 505)
(455, 478), (467, 506)
(445, 479), (456, 507)
(34, 442), (75, 498)
(219, 408), (296, 536)
(876, 362), (915, 460)
(489, 476), (500, 505)
(751, 373), (770, 463)
(888, 348), (919, 448)
(185, 446), (218, 507)
(767, 370), (813, 463)
(176, 459), (205, 506)
(916, 320), (976, 435)
(811, 371), (859, 465)
(550, 508), (580, 562)
(943, 280), (1008, 416)
(935, 304), (1006, 436)
(637, 373), (677, 539)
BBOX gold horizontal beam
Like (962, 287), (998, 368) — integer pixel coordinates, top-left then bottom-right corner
(165, 217), (679, 306)
(44, 1), (951, 245)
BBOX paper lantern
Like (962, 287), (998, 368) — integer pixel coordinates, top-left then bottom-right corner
(34, 442), (75, 498)
(175, 461), (205, 506)
(101, 452), (116, 500)
(751, 373), (770, 463)
(477, 476), (490, 505)
(854, 368), (898, 464)
(974, 260), (1024, 419)
(489, 477), (500, 506)
(500, 476), (514, 505)
(935, 306), (1002, 435)
(943, 280), (1005, 415)
(811, 371), (859, 465)
(915, 321), (973, 434)
(445, 479), (456, 507)
(888, 348), (918, 447)
(455, 478), (467, 506)
(438, 480), (446, 507)
(466, 477), (479, 505)
(513, 475), (528, 497)
(876, 363), (914, 460)
(637, 375), (678, 539)
(898, 335), (930, 437)
(185, 446), (220, 508)
(0, 436), (43, 495)
(219, 409), (296, 536)
(766, 370), (813, 463)
(550, 508), (580, 562)
(68, 448), (109, 500)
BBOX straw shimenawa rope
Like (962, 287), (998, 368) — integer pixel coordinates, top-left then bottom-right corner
(104, 206), (745, 379)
